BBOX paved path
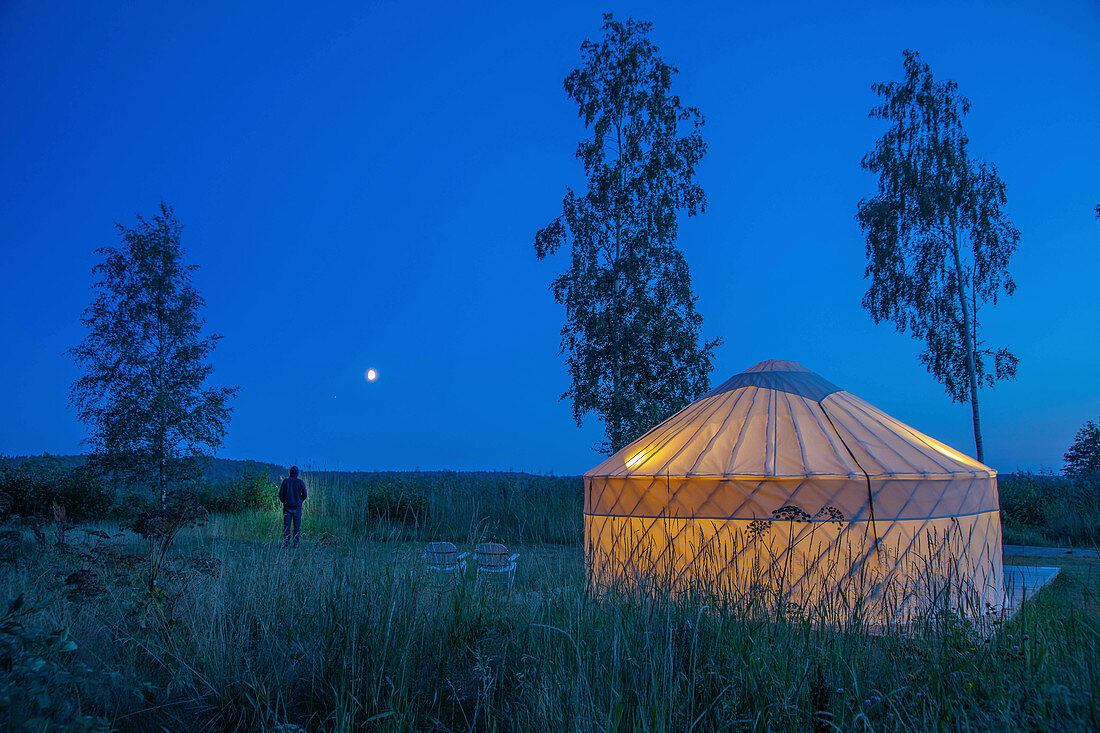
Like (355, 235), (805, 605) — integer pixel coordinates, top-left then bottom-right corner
(1003, 544), (1099, 559)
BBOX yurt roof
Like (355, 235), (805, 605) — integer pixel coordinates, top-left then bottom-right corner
(585, 360), (993, 481)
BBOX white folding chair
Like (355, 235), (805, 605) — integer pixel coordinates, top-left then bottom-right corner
(423, 541), (467, 584)
(474, 542), (519, 589)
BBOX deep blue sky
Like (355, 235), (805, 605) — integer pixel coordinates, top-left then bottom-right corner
(2, 1), (1097, 475)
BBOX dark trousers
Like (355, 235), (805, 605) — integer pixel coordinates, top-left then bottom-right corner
(283, 506), (302, 547)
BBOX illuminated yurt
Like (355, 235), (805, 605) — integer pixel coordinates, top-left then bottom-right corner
(584, 360), (1004, 620)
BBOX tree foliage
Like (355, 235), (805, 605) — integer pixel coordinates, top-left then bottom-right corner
(535, 14), (719, 453)
(1064, 418), (1100, 478)
(68, 203), (238, 505)
(857, 50), (1020, 463)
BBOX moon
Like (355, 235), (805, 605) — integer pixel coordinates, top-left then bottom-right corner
(365, 368), (378, 382)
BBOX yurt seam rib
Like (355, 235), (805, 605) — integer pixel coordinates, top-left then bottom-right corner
(820, 401), (879, 547)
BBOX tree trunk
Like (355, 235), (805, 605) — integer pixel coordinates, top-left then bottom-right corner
(950, 227), (984, 464)
(969, 274), (984, 464)
(969, 380), (984, 464)
(610, 118), (625, 453)
(157, 297), (168, 510)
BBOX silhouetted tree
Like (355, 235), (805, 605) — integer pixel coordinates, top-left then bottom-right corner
(69, 203), (238, 507)
(535, 14), (719, 453)
(858, 50), (1020, 464)
(1064, 418), (1100, 478)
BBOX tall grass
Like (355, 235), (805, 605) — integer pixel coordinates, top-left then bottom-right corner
(0, 472), (1097, 731)
(237, 470), (584, 546)
(999, 472), (1100, 547)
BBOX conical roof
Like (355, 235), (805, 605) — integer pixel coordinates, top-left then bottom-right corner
(586, 360), (992, 482)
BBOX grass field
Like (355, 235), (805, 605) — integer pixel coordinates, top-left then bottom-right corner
(1, 472), (1098, 731)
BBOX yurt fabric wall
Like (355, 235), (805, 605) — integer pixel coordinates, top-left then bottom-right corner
(583, 360), (1004, 621)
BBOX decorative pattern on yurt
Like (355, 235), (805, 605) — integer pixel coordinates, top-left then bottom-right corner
(583, 360), (1004, 622)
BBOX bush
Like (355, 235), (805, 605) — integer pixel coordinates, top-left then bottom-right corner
(363, 477), (429, 525)
(196, 469), (277, 514)
(999, 472), (1048, 528)
(0, 458), (113, 521)
(999, 471), (1100, 546)
(0, 595), (112, 731)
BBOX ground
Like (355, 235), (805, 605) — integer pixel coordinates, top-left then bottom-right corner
(1, 507), (1098, 731)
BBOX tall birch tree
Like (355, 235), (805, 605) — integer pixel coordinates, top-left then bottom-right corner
(69, 203), (238, 507)
(535, 14), (719, 454)
(858, 50), (1020, 464)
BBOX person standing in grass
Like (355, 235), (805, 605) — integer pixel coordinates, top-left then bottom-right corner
(279, 466), (307, 548)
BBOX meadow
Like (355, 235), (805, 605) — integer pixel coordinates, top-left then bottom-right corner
(0, 468), (1097, 731)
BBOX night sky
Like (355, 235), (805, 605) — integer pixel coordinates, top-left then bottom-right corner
(2, 1), (1097, 475)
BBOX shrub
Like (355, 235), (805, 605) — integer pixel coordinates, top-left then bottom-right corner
(0, 595), (112, 731)
(999, 471), (1100, 546)
(363, 477), (429, 525)
(999, 472), (1048, 528)
(197, 469), (277, 514)
(0, 459), (113, 521)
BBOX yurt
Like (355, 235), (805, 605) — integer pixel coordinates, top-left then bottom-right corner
(584, 360), (1004, 621)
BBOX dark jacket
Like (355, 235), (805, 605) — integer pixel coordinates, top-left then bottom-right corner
(279, 476), (307, 509)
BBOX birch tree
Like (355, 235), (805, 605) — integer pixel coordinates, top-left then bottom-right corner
(858, 50), (1020, 464)
(69, 203), (238, 507)
(535, 14), (719, 453)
